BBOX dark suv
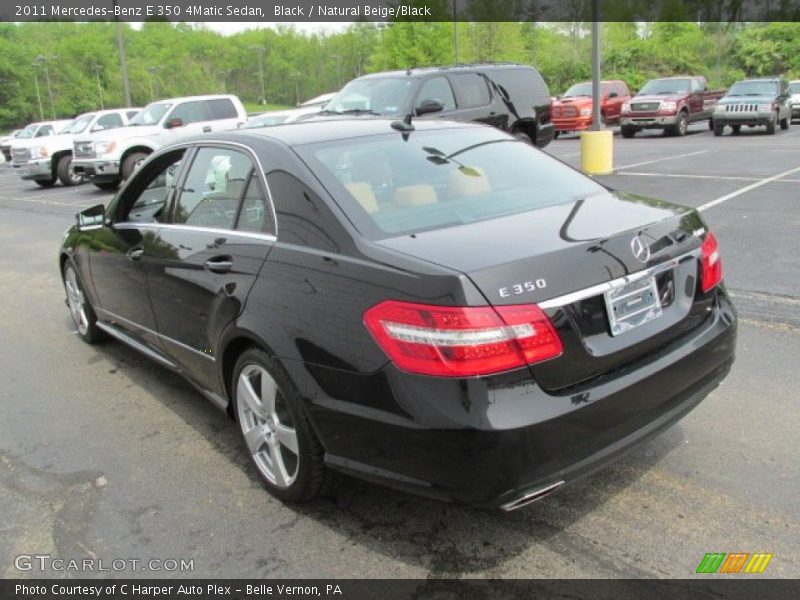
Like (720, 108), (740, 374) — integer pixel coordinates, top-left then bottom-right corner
(317, 63), (555, 148)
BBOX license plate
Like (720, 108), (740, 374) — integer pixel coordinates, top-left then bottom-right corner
(604, 275), (662, 336)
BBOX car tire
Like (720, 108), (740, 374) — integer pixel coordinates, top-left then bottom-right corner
(93, 180), (120, 191)
(62, 262), (104, 344)
(512, 131), (533, 145)
(713, 121), (724, 136)
(56, 155), (84, 186)
(121, 151), (149, 181)
(672, 111), (689, 137)
(766, 116), (776, 135)
(621, 125), (636, 139)
(780, 116), (789, 130)
(731, 125), (741, 135)
(34, 178), (57, 187)
(553, 131), (560, 139)
(232, 347), (330, 503)
(708, 118), (715, 131)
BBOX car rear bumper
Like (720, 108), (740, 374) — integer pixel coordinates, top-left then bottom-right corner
(19, 158), (52, 180)
(307, 290), (737, 509)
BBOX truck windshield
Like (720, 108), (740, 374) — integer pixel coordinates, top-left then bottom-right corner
(64, 114), (95, 134)
(563, 82), (604, 97)
(130, 103), (171, 126)
(728, 81), (779, 96)
(639, 79), (691, 95)
(324, 78), (413, 116)
(17, 124), (38, 139)
(298, 127), (605, 240)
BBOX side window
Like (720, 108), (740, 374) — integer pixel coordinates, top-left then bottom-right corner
(173, 147), (253, 229)
(208, 98), (238, 120)
(616, 82), (630, 97)
(236, 175), (275, 235)
(166, 101), (209, 126)
(126, 110), (140, 120)
(120, 150), (185, 223)
(93, 113), (124, 132)
(415, 77), (456, 111)
(450, 73), (491, 109)
(36, 125), (53, 137)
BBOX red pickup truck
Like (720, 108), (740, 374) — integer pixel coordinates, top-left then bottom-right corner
(551, 80), (631, 136)
(620, 76), (725, 137)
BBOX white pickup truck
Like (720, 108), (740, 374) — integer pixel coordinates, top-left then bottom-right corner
(73, 95), (247, 190)
(11, 109), (139, 187)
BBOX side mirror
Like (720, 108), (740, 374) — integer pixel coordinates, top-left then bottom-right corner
(415, 99), (445, 116)
(76, 204), (107, 231)
(608, 91), (618, 99)
(164, 118), (184, 129)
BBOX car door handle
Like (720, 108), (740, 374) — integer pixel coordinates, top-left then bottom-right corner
(128, 247), (144, 261)
(202, 126), (212, 133)
(204, 256), (233, 273)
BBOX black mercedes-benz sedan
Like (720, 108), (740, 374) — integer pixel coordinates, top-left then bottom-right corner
(59, 119), (736, 511)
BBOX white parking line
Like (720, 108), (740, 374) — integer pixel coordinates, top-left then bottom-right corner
(618, 172), (800, 184)
(615, 150), (710, 170)
(697, 164), (800, 212)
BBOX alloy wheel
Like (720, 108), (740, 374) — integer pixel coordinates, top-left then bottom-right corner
(236, 364), (299, 489)
(64, 267), (88, 335)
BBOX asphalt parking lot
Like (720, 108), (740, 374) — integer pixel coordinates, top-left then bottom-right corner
(1, 121), (798, 579)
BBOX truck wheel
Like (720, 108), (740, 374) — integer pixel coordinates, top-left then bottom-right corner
(56, 155), (84, 186)
(621, 125), (636, 139)
(731, 125), (741, 135)
(766, 116), (776, 135)
(93, 180), (120, 191)
(671, 112), (689, 137)
(780, 116), (789, 130)
(35, 178), (57, 188)
(713, 121), (725, 136)
(121, 151), (149, 181)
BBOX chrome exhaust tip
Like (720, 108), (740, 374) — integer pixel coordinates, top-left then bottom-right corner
(499, 481), (565, 512)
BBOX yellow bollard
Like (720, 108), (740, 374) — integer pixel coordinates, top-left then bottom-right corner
(580, 130), (614, 175)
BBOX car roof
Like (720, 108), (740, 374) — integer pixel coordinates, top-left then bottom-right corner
(355, 63), (533, 80)
(182, 118), (489, 147)
(147, 94), (239, 104)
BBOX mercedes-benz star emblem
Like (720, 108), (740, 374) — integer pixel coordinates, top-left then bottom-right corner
(630, 235), (651, 263)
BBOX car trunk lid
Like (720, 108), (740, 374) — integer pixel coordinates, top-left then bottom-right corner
(375, 191), (712, 390)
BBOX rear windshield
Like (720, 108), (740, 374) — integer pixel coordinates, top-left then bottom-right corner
(639, 79), (691, 95)
(297, 127), (604, 240)
(324, 77), (413, 116)
(728, 81), (779, 96)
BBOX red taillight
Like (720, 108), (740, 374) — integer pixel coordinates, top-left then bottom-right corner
(363, 300), (563, 377)
(700, 231), (723, 293)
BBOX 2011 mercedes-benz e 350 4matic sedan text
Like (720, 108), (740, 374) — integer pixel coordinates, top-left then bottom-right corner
(59, 119), (736, 511)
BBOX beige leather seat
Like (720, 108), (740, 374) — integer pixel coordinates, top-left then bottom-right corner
(393, 184), (438, 208)
(346, 181), (380, 214)
(448, 167), (490, 198)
